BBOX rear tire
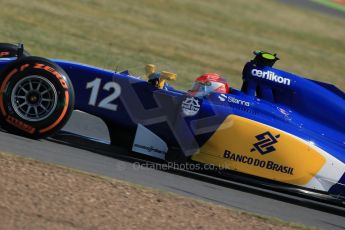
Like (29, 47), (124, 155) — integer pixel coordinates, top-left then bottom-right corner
(0, 56), (74, 138)
(0, 43), (30, 58)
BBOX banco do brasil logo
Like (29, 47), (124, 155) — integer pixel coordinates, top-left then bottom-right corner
(251, 131), (280, 155)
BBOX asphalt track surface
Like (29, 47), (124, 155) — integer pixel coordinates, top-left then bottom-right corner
(0, 111), (344, 229)
(278, 0), (345, 18)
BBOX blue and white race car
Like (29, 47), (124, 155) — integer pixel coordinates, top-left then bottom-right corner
(0, 43), (344, 204)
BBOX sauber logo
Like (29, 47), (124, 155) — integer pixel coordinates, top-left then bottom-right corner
(251, 69), (291, 86)
(251, 131), (280, 155)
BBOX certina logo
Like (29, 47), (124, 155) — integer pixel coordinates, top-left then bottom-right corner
(181, 97), (200, 116)
(251, 69), (291, 86)
(251, 131), (280, 155)
(218, 94), (250, 107)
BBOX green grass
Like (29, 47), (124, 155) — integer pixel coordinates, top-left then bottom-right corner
(1, 0), (344, 90)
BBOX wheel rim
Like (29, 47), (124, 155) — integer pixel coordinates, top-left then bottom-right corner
(11, 75), (58, 122)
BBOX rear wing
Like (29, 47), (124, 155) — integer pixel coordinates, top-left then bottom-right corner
(241, 53), (345, 131)
(309, 79), (345, 100)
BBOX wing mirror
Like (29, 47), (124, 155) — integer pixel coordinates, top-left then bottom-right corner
(145, 64), (176, 89)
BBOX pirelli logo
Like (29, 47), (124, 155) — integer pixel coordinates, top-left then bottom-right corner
(6, 115), (35, 134)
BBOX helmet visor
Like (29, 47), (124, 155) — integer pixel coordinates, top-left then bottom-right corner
(189, 81), (226, 96)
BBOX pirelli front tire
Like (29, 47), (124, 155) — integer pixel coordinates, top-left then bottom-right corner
(0, 57), (74, 139)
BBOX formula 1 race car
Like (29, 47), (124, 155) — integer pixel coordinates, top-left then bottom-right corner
(0, 43), (344, 203)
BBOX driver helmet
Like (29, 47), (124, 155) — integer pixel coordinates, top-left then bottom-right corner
(189, 73), (230, 97)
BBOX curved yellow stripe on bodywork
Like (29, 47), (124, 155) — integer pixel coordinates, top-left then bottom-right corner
(192, 115), (326, 186)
